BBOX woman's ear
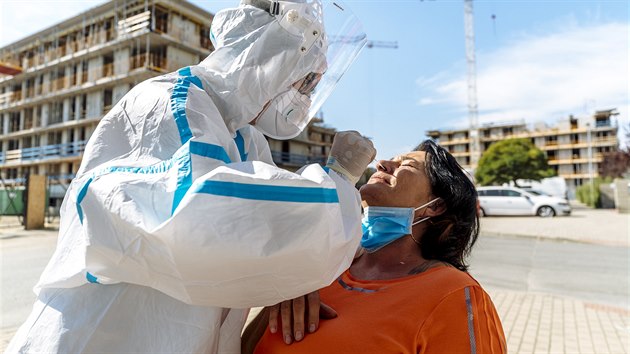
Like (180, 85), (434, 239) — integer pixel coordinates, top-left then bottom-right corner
(425, 199), (446, 217)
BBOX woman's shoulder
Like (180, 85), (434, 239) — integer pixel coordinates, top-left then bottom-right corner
(417, 264), (485, 295)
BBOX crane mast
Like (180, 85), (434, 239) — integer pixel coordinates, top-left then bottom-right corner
(464, 0), (480, 168)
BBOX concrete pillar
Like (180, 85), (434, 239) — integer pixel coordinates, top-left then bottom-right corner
(42, 72), (50, 94)
(41, 103), (49, 127)
(21, 80), (27, 100)
(114, 48), (130, 75)
(87, 91), (103, 118)
(74, 96), (81, 120)
(19, 110), (25, 130)
(614, 178), (630, 214)
(113, 83), (129, 104)
(25, 174), (46, 230)
(76, 62), (84, 85)
(2, 112), (9, 135)
(65, 65), (73, 88)
(88, 56), (103, 82)
(63, 98), (71, 122)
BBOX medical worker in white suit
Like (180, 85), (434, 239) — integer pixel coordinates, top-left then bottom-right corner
(6, 0), (375, 353)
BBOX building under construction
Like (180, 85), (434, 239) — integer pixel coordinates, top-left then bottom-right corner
(0, 0), (336, 217)
(426, 110), (619, 198)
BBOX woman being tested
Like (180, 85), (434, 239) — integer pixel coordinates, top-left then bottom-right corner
(249, 140), (507, 353)
(7, 1), (375, 353)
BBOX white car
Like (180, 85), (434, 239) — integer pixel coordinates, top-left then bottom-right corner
(477, 186), (571, 217)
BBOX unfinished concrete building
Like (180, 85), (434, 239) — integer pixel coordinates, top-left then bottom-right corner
(0, 0), (213, 189)
(0, 0), (216, 215)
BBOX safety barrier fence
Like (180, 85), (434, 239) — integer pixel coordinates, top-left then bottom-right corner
(271, 151), (327, 166)
(2, 147), (327, 172)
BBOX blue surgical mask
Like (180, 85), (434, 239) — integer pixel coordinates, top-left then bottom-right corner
(360, 198), (441, 253)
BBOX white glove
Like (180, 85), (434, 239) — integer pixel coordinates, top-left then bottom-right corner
(326, 131), (376, 184)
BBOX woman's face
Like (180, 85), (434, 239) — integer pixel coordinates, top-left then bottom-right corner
(360, 151), (434, 209)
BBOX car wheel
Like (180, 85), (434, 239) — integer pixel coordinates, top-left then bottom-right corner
(478, 207), (486, 217)
(537, 206), (555, 218)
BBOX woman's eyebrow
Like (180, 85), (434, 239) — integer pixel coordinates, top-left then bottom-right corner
(393, 155), (423, 164)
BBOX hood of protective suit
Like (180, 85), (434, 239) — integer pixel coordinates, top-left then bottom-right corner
(196, 2), (327, 135)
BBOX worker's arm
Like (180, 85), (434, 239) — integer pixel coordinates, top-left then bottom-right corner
(67, 147), (362, 308)
(36, 72), (371, 309)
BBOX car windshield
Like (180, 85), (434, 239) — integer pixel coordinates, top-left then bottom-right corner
(527, 190), (550, 197)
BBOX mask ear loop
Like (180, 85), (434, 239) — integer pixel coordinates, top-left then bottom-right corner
(409, 197), (442, 244)
(411, 216), (431, 227)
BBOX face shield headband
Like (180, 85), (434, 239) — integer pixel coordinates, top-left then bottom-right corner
(360, 198), (442, 253)
(244, 0), (366, 138)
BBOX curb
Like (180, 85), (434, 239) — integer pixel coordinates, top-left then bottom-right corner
(481, 231), (629, 248)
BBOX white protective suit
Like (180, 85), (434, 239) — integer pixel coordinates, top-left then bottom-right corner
(7, 2), (364, 353)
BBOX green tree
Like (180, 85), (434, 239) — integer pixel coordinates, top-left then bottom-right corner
(475, 138), (554, 186)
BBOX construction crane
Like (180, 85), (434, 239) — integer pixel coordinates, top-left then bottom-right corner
(463, 0), (481, 169)
(366, 40), (398, 49)
(419, 0), (481, 169)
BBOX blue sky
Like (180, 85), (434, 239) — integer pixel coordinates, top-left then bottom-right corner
(1, 0), (628, 160)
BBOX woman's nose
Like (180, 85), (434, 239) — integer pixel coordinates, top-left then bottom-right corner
(377, 160), (398, 174)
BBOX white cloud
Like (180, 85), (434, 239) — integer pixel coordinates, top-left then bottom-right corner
(417, 21), (629, 128)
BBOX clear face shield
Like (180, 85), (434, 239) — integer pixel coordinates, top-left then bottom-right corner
(250, 0), (367, 139)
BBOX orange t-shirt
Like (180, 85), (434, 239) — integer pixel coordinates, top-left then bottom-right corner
(254, 266), (506, 354)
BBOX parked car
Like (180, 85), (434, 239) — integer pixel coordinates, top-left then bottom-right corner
(477, 186), (571, 217)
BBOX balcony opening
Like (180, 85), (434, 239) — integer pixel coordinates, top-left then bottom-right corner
(105, 18), (114, 42)
(24, 108), (34, 130)
(70, 96), (77, 119)
(78, 127), (87, 141)
(25, 77), (35, 98)
(50, 102), (63, 125)
(154, 5), (169, 33)
(81, 60), (88, 84)
(8, 139), (19, 150)
(104, 89), (113, 112)
(571, 133), (579, 144)
(200, 25), (212, 50)
(23, 136), (32, 149)
(103, 54), (114, 78)
(8, 112), (20, 133)
(58, 35), (67, 57)
(80, 94), (87, 119)
(594, 110), (616, 128)
(569, 115), (578, 130)
(48, 131), (62, 145)
(572, 148), (580, 159)
(36, 74), (44, 95)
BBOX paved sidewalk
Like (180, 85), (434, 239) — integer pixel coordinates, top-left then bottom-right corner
(480, 203), (629, 247)
(487, 288), (630, 354)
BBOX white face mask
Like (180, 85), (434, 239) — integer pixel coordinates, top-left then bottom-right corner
(253, 87), (312, 140)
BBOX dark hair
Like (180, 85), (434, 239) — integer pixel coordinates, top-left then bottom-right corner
(414, 139), (479, 271)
